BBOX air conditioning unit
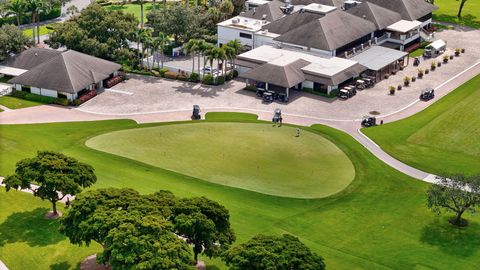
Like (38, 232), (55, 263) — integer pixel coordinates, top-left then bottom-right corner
(232, 18), (240, 24)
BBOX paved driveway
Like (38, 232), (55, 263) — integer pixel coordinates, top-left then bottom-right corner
(79, 30), (480, 120)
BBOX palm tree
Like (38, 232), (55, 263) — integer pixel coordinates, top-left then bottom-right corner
(37, 0), (51, 44)
(184, 39), (199, 74)
(139, 0), (145, 28)
(217, 47), (226, 78)
(196, 39), (206, 76)
(138, 28), (152, 68)
(207, 46), (219, 83)
(153, 32), (169, 69)
(5, 0), (26, 26)
(25, 0), (43, 44)
(202, 42), (215, 77)
(226, 39), (243, 74)
(222, 43), (235, 76)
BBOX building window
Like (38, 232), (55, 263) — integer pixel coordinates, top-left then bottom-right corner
(21, 85), (31, 93)
(239, 32), (252, 39)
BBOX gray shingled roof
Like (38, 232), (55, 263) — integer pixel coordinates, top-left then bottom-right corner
(347, 2), (402, 30)
(262, 10), (325, 35)
(9, 50), (121, 93)
(367, 0), (438, 21)
(240, 0), (285, 22)
(240, 59), (310, 88)
(3, 48), (62, 70)
(351, 45), (407, 71)
(291, 0), (343, 6)
(274, 10), (377, 51)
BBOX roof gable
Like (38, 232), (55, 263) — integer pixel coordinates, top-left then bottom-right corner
(262, 10), (325, 35)
(347, 2), (402, 30)
(2, 48), (62, 70)
(241, 0), (285, 22)
(274, 10), (377, 51)
(367, 0), (437, 20)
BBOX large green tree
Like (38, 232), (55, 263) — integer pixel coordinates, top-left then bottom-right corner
(0, 24), (29, 61)
(61, 188), (194, 269)
(3, 151), (97, 217)
(4, 0), (26, 26)
(147, 3), (195, 44)
(48, 4), (137, 60)
(171, 197), (235, 263)
(427, 174), (480, 226)
(223, 234), (326, 270)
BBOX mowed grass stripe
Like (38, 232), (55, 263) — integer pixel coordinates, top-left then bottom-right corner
(86, 122), (355, 198)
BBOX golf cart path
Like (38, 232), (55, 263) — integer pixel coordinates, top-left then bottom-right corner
(1, 62), (479, 186)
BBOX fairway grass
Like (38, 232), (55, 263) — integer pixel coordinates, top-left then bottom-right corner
(86, 123), (355, 198)
(1, 116), (480, 269)
(433, 0), (480, 29)
(364, 75), (480, 176)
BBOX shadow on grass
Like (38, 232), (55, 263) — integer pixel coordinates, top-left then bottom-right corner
(433, 14), (480, 29)
(206, 266), (221, 270)
(50, 261), (71, 270)
(0, 207), (65, 247)
(420, 218), (480, 257)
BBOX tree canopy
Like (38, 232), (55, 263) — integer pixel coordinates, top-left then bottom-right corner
(223, 234), (326, 270)
(427, 174), (480, 226)
(3, 151), (96, 216)
(0, 24), (29, 61)
(171, 196), (236, 263)
(48, 4), (137, 60)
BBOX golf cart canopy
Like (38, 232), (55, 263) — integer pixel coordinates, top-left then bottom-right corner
(426, 40), (446, 51)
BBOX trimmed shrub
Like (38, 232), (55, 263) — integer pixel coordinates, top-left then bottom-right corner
(425, 68), (430, 74)
(461, 48), (465, 53)
(216, 76), (225, 85)
(412, 76), (416, 82)
(397, 85), (402, 90)
(54, 98), (70, 106)
(443, 55), (449, 63)
(245, 84), (258, 92)
(389, 86), (395, 95)
(430, 62), (436, 70)
(159, 67), (169, 77)
(72, 99), (83, 106)
(417, 68), (424, 78)
(455, 48), (460, 56)
(233, 70), (239, 78)
(437, 62), (441, 67)
(189, 72), (200, 83)
(10, 90), (28, 99)
(177, 75), (189, 81)
(404, 76), (410, 86)
(164, 71), (178, 80)
(202, 74), (214, 85)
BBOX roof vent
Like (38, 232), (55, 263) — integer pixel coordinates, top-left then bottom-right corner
(262, 14), (267, 20)
(280, 0), (294, 15)
(232, 18), (240, 24)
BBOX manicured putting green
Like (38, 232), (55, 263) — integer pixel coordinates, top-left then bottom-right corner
(87, 123), (355, 198)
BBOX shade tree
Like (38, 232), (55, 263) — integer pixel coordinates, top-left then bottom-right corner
(3, 151), (96, 217)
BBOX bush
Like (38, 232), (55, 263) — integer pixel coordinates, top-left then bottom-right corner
(397, 84), (402, 90)
(152, 70), (160, 77)
(159, 67), (169, 77)
(225, 72), (233, 81)
(10, 90), (56, 104)
(10, 90), (28, 98)
(72, 99), (83, 106)
(455, 48), (460, 56)
(461, 48), (465, 53)
(245, 84), (258, 92)
(389, 86), (395, 95)
(189, 72), (200, 83)
(164, 71), (178, 80)
(54, 98), (70, 106)
(430, 62), (436, 70)
(412, 76), (416, 82)
(177, 75), (188, 81)
(443, 55), (449, 63)
(417, 68), (424, 78)
(233, 70), (239, 78)
(216, 76), (225, 85)
(425, 68), (430, 74)
(202, 74), (213, 85)
(404, 76), (410, 86)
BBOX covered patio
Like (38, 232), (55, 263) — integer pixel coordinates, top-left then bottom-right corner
(351, 45), (409, 82)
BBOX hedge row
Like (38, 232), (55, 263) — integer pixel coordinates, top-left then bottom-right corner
(10, 90), (69, 106)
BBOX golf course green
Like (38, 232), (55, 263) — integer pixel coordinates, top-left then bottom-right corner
(1, 113), (480, 270)
(86, 122), (355, 198)
(364, 75), (480, 176)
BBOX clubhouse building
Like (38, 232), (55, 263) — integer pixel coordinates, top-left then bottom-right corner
(0, 48), (121, 101)
(217, 0), (437, 96)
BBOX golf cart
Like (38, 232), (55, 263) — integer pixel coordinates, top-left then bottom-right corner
(256, 89), (264, 97)
(413, 57), (420, 66)
(278, 93), (289, 103)
(420, 88), (435, 101)
(262, 92), (274, 103)
(423, 40), (446, 59)
(363, 77), (375, 88)
(355, 79), (366, 90)
(192, 105), (201, 120)
(272, 108), (282, 123)
(337, 89), (350, 99)
(344, 85), (357, 95)
(361, 116), (377, 127)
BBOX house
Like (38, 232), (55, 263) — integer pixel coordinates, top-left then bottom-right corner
(0, 48), (121, 101)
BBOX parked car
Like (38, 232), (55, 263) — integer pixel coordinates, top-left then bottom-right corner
(420, 88), (435, 101)
(192, 105), (201, 120)
(201, 66), (218, 74)
(361, 116), (376, 127)
(337, 89), (350, 99)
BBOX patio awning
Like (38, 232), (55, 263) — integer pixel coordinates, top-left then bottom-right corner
(386, 20), (422, 33)
(0, 65), (27, 77)
(240, 59), (309, 88)
(351, 46), (408, 71)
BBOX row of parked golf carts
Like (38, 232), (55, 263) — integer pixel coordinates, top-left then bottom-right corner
(254, 83), (289, 103)
(337, 77), (376, 100)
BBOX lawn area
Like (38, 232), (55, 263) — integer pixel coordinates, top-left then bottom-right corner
(1, 114), (480, 269)
(364, 75), (480, 176)
(86, 122), (355, 198)
(22, 24), (54, 38)
(0, 188), (101, 270)
(410, 48), (424, 57)
(0, 96), (45, 109)
(434, 0), (480, 29)
(105, 3), (163, 22)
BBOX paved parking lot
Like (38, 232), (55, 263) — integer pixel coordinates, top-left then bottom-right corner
(79, 30), (480, 120)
